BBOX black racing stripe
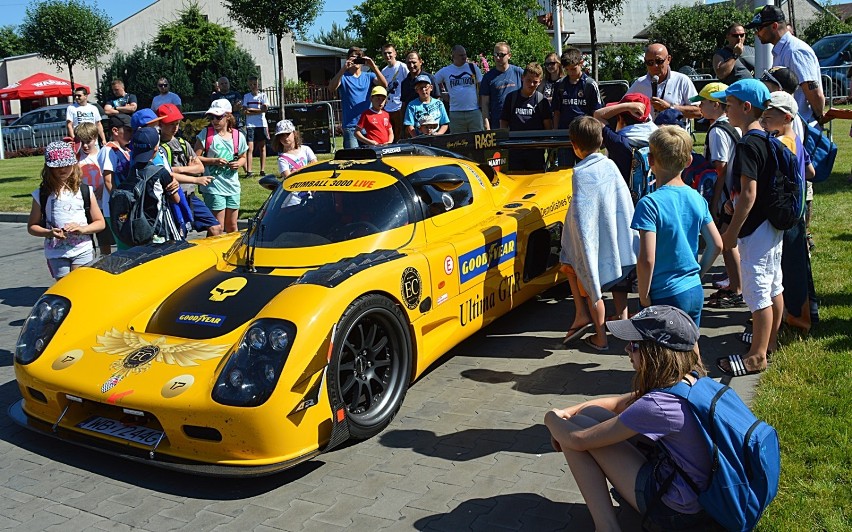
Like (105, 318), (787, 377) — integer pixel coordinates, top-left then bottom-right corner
(146, 268), (297, 339)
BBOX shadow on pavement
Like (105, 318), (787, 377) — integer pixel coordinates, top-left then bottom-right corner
(0, 286), (47, 308)
(461, 363), (634, 395)
(380, 424), (552, 460)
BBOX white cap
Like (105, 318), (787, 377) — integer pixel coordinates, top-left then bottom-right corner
(275, 119), (295, 135)
(206, 98), (232, 116)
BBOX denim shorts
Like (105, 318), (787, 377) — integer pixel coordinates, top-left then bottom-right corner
(47, 248), (94, 280)
(635, 461), (711, 531)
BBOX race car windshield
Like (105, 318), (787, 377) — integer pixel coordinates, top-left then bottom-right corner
(253, 184), (412, 248)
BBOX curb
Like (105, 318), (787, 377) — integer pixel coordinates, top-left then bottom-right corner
(0, 213), (28, 223)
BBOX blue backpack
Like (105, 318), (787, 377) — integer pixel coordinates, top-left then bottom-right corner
(659, 374), (780, 531)
(682, 152), (718, 204)
(746, 130), (806, 231)
(800, 118), (837, 183)
(629, 146), (655, 203)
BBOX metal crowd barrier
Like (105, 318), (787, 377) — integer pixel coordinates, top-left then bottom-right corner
(0, 124), (67, 153)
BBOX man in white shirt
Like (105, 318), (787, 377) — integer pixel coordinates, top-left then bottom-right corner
(241, 75), (270, 177)
(380, 44), (408, 141)
(628, 44), (700, 124)
(434, 45), (484, 133)
(151, 77), (182, 111)
(66, 86), (106, 144)
(749, 5), (825, 125)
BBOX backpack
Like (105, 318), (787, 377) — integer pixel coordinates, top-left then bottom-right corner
(203, 126), (240, 159)
(746, 130), (806, 231)
(700, 121), (741, 209)
(161, 137), (191, 167)
(659, 373), (781, 531)
(109, 164), (171, 246)
(800, 117), (837, 183)
(105, 142), (131, 187)
(629, 146), (655, 203)
(682, 151), (717, 204)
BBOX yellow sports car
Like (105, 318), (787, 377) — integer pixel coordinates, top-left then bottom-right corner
(12, 136), (572, 475)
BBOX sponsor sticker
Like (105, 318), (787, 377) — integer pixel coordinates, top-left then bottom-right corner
(401, 267), (422, 310)
(177, 312), (226, 327)
(458, 233), (517, 283)
(444, 256), (454, 275)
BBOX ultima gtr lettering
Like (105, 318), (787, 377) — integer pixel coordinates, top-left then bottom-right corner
(12, 139), (572, 476)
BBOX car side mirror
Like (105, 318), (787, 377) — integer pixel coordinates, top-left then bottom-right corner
(259, 174), (281, 191)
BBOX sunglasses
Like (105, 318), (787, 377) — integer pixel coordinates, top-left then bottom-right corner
(158, 83), (169, 87)
(730, 33), (746, 38)
(495, 52), (508, 58)
(761, 69), (782, 88)
(545, 61), (559, 67)
(208, 115), (225, 121)
(628, 342), (641, 354)
(74, 94), (86, 98)
(758, 22), (775, 30)
(645, 58), (667, 66)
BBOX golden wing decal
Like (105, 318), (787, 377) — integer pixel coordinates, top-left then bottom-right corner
(93, 329), (229, 393)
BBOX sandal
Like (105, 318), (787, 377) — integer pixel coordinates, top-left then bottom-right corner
(583, 336), (609, 352)
(708, 288), (733, 302)
(740, 331), (753, 345)
(710, 292), (745, 309)
(562, 323), (592, 345)
(716, 354), (766, 377)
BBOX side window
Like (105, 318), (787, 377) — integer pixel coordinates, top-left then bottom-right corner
(18, 112), (41, 126)
(410, 164), (474, 220)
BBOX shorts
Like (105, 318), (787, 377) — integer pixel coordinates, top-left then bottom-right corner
(563, 264), (589, 297)
(246, 126), (269, 143)
(47, 249), (94, 280)
(651, 283), (704, 327)
(635, 461), (710, 531)
(448, 110), (483, 133)
(203, 192), (240, 211)
(189, 193), (221, 231)
(739, 220), (784, 312)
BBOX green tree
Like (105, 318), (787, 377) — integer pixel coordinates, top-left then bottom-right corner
(564, 0), (626, 79)
(20, 0), (114, 90)
(152, 3), (238, 76)
(0, 25), (32, 58)
(645, 2), (755, 72)
(800, 8), (852, 45)
(597, 42), (646, 82)
(347, 0), (550, 74)
(313, 22), (359, 50)
(223, 0), (323, 111)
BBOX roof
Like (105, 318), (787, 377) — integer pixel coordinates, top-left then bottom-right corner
(294, 41), (348, 57)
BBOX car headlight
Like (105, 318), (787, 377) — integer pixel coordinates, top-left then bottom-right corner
(212, 319), (296, 407)
(16, 295), (71, 365)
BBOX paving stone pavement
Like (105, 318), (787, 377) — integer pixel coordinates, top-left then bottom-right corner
(0, 222), (761, 531)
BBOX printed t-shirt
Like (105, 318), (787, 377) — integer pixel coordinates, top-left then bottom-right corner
(32, 187), (96, 259)
(357, 108), (392, 144)
(500, 90), (552, 131)
(434, 63), (482, 112)
(196, 129), (248, 197)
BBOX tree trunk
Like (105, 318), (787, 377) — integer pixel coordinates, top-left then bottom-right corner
(67, 61), (76, 93)
(276, 33), (285, 118)
(586, 1), (598, 80)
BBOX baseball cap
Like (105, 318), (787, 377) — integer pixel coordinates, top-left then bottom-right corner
(766, 91), (798, 117)
(274, 119), (295, 136)
(206, 98), (232, 116)
(710, 79), (771, 110)
(690, 82), (728, 103)
(130, 127), (160, 166)
(130, 108), (162, 131)
(413, 74), (432, 85)
(44, 141), (77, 168)
(155, 103), (184, 124)
(606, 305), (699, 352)
(655, 108), (686, 127)
(760, 66), (799, 95)
(745, 5), (785, 29)
(371, 85), (388, 98)
(107, 114), (131, 129)
(605, 92), (651, 122)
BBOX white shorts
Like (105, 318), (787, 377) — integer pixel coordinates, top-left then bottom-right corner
(46, 249), (94, 280)
(738, 220), (784, 312)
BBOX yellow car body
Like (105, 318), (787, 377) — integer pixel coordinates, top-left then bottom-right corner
(12, 142), (573, 475)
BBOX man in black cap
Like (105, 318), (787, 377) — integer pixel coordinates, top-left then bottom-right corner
(748, 4), (825, 125)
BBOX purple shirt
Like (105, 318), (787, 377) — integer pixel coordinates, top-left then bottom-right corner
(619, 391), (711, 513)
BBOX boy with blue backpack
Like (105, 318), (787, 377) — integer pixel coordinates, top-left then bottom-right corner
(713, 79), (803, 377)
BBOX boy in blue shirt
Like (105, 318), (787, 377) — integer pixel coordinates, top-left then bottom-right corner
(632, 126), (722, 327)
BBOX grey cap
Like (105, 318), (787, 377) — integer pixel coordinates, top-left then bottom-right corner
(605, 305), (699, 351)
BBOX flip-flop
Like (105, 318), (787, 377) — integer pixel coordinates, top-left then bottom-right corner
(583, 336), (609, 352)
(715, 354), (766, 377)
(562, 323), (592, 345)
(740, 331), (753, 345)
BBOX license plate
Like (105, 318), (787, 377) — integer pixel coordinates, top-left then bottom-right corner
(76, 416), (163, 446)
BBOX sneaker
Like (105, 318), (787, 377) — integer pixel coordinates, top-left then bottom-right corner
(243, 171), (254, 179)
(807, 233), (816, 251)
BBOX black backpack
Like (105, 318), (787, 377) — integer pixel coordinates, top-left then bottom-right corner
(745, 130), (806, 231)
(109, 164), (168, 246)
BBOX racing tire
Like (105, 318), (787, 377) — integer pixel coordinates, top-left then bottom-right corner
(328, 294), (412, 440)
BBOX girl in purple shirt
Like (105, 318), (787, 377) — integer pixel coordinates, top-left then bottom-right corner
(545, 306), (716, 530)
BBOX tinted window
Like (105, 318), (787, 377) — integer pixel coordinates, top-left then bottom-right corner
(15, 111), (43, 126)
(813, 36), (851, 60)
(254, 184), (412, 248)
(408, 164), (474, 219)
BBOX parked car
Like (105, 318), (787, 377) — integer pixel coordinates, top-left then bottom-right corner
(2, 104), (70, 151)
(812, 33), (852, 98)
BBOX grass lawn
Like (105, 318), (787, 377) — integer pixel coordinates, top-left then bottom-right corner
(1, 124), (850, 529)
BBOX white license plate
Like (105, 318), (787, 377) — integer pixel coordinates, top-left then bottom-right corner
(76, 416), (163, 446)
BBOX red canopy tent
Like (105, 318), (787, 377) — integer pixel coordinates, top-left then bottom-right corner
(0, 72), (90, 100)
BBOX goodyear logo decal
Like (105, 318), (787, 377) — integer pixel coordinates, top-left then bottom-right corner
(177, 312), (226, 327)
(458, 233), (517, 284)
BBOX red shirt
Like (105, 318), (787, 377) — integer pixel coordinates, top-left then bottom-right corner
(357, 108), (392, 144)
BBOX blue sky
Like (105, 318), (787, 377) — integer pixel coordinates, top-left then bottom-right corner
(1, 0), (359, 39)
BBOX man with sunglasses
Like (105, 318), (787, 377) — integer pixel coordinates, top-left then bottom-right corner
(66, 87), (106, 145)
(627, 44), (700, 125)
(748, 5), (824, 126)
(480, 42), (523, 130)
(151, 77), (182, 112)
(713, 24), (753, 85)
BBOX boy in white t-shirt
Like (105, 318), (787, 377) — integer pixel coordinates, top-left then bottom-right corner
(75, 122), (113, 256)
(242, 76), (269, 177)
